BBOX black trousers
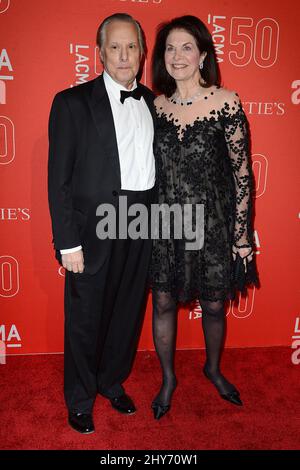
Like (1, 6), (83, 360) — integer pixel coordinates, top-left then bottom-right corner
(64, 187), (154, 413)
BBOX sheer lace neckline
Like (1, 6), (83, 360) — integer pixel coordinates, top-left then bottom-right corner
(155, 87), (240, 141)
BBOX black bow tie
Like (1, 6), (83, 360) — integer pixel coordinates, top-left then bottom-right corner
(120, 86), (143, 104)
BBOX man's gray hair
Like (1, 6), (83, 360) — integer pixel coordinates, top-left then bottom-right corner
(96, 13), (145, 55)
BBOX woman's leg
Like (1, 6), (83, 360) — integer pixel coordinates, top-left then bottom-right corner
(200, 297), (240, 398)
(152, 290), (178, 405)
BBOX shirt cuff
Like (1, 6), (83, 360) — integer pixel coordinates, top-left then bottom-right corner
(60, 245), (82, 254)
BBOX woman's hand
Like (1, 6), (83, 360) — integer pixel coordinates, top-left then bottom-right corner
(232, 245), (253, 272)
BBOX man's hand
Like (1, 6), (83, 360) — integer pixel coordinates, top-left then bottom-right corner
(62, 249), (84, 273)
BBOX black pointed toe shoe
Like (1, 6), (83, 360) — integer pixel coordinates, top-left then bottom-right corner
(151, 378), (177, 420)
(151, 402), (170, 420)
(68, 412), (95, 434)
(220, 390), (243, 406)
(109, 394), (136, 415)
(203, 366), (243, 406)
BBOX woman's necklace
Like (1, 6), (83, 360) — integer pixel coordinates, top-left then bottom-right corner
(169, 86), (215, 106)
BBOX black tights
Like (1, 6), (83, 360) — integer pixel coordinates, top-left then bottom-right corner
(152, 290), (236, 405)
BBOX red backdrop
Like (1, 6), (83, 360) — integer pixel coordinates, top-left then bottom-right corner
(0, 0), (299, 355)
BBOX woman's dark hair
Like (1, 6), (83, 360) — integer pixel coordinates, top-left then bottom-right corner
(152, 15), (221, 97)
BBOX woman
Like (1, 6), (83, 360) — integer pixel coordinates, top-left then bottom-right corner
(149, 15), (259, 419)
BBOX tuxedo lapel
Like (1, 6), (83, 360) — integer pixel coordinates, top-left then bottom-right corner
(88, 74), (121, 182)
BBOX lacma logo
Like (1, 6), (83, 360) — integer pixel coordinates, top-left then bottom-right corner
(291, 317), (300, 365)
(70, 44), (91, 86)
(0, 324), (22, 353)
(0, 340), (5, 364)
(0, 48), (13, 104)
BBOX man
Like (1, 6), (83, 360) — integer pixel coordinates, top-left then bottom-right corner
(48, 13), (156, 434)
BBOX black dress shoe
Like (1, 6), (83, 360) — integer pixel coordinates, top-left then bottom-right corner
(68, 412), (95, 434)
(109, 394), (136, 414)
(203, 366), (243, 406)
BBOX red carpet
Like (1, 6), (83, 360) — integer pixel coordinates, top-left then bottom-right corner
(1, 347), (299, 450)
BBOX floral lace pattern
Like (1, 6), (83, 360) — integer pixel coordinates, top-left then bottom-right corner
(149, 89), (257, 303)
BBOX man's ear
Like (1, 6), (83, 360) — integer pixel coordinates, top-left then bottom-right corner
(99, 49), (104, 63)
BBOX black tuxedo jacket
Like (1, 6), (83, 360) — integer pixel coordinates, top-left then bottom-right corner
(48, 74), (156, 274)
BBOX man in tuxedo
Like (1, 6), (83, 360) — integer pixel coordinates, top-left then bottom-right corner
(48, 13), (156, 434)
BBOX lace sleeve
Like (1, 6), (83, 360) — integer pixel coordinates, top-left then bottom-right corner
(223, 92), (254, 248)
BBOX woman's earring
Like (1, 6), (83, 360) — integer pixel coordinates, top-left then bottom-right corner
(199, 62), (204, 70)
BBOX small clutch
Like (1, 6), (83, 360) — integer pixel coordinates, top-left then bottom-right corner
(232, 249), (260, 294)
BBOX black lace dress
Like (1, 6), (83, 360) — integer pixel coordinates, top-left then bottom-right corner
(149, 87), (259, 303)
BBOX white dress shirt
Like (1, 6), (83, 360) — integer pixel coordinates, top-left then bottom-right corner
(60, 70), (155, 254)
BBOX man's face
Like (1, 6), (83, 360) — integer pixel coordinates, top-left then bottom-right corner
(100, 20), (142, 89)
